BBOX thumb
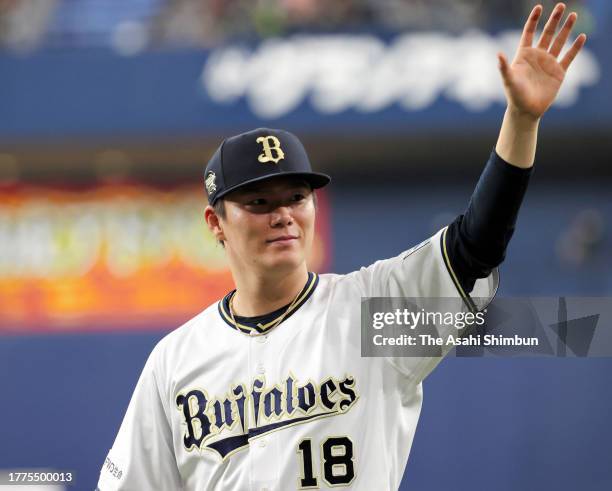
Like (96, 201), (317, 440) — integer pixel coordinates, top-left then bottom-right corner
(497, 52), (512, 84)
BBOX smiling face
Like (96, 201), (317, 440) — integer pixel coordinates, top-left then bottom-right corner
(205, 176), (316, 276)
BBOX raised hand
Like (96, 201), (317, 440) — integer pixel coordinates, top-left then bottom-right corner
(497, 3), (587, 121)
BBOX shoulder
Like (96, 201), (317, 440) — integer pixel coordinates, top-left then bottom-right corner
(318, 230), (443, 293)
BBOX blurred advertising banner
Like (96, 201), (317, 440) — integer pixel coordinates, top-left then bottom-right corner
(202, 32), (599, 118)
(0, 32), (607, 139)
(0, 184), (331, 332)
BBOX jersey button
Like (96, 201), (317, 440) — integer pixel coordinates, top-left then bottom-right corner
(256, 335), (267, 344)
(256, 363), (265, 374)
(258, 439), (267, 448)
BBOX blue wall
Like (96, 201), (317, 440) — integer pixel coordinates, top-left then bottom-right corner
(0, 32), (610, 139)
(1, 180), (611, 489)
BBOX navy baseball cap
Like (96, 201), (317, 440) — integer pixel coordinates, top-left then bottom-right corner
(204, 128), (331, 205)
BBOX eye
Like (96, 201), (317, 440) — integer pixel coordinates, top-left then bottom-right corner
(291, 193), (305, 202)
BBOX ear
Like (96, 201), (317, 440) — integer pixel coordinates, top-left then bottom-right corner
(204, 205), (226, 242)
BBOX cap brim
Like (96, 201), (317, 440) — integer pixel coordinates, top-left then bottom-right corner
(212, 171), (331, 204)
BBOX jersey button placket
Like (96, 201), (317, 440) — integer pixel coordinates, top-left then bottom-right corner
(249, 332), (279, 490)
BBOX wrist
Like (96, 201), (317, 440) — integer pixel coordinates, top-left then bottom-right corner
(496, 106), (540, 169)
(506, 105), (541, 129)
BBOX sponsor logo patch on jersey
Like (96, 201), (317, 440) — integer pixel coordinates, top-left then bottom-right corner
(176, 373), (358, 459)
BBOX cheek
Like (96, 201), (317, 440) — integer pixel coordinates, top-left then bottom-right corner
(228, 215), (268, 244)
(222, 213), (252, 243)
(298, 208), (316, 238)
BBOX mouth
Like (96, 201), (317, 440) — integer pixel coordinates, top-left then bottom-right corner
(267, 235), (298, 244)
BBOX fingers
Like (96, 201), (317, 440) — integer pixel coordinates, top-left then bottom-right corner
(519, 4), (543, 47)
(497, 52), (515, 87)
(497, 52), (510, 78)
(549, 11), (577, 57)
(560, 33), (587, 71)
(536, 2), (566, 50)
(531, 3), (587, 70)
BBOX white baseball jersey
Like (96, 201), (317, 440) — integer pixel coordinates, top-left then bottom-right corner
(98, 226), (498, 490)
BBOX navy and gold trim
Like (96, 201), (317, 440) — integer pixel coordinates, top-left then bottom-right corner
(218, 272), (319, 335)
(440, 227), (478, 314)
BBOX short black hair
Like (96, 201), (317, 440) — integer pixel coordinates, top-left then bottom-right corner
(213, 198), (226, 220)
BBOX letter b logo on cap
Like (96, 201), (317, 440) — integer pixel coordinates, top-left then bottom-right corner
(256, 136), (285, 164)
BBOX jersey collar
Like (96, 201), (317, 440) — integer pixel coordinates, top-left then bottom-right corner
(218, 272), (319, 336)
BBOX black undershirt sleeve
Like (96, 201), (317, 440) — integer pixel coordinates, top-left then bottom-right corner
(445, 150), (533, 293)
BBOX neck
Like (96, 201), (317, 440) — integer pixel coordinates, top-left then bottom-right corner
(230, 265), (309, 317)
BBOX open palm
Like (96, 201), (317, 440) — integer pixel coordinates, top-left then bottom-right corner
(498, 3), (587, 119)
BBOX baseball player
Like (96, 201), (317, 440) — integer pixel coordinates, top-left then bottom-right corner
(98, 4), (585, 490)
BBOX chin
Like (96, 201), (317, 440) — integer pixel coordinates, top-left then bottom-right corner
(263, 251), (305, 272)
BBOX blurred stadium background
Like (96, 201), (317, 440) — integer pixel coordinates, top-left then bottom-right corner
(1, 0), (611, 489)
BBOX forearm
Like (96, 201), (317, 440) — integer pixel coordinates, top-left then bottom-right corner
(446, 150), (533, 293)
(495, 106), (540, 169)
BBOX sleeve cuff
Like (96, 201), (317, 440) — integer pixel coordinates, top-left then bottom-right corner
(491, 149), (535, 177)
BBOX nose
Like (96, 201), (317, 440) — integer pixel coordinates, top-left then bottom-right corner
(270, 205), (293, 227)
